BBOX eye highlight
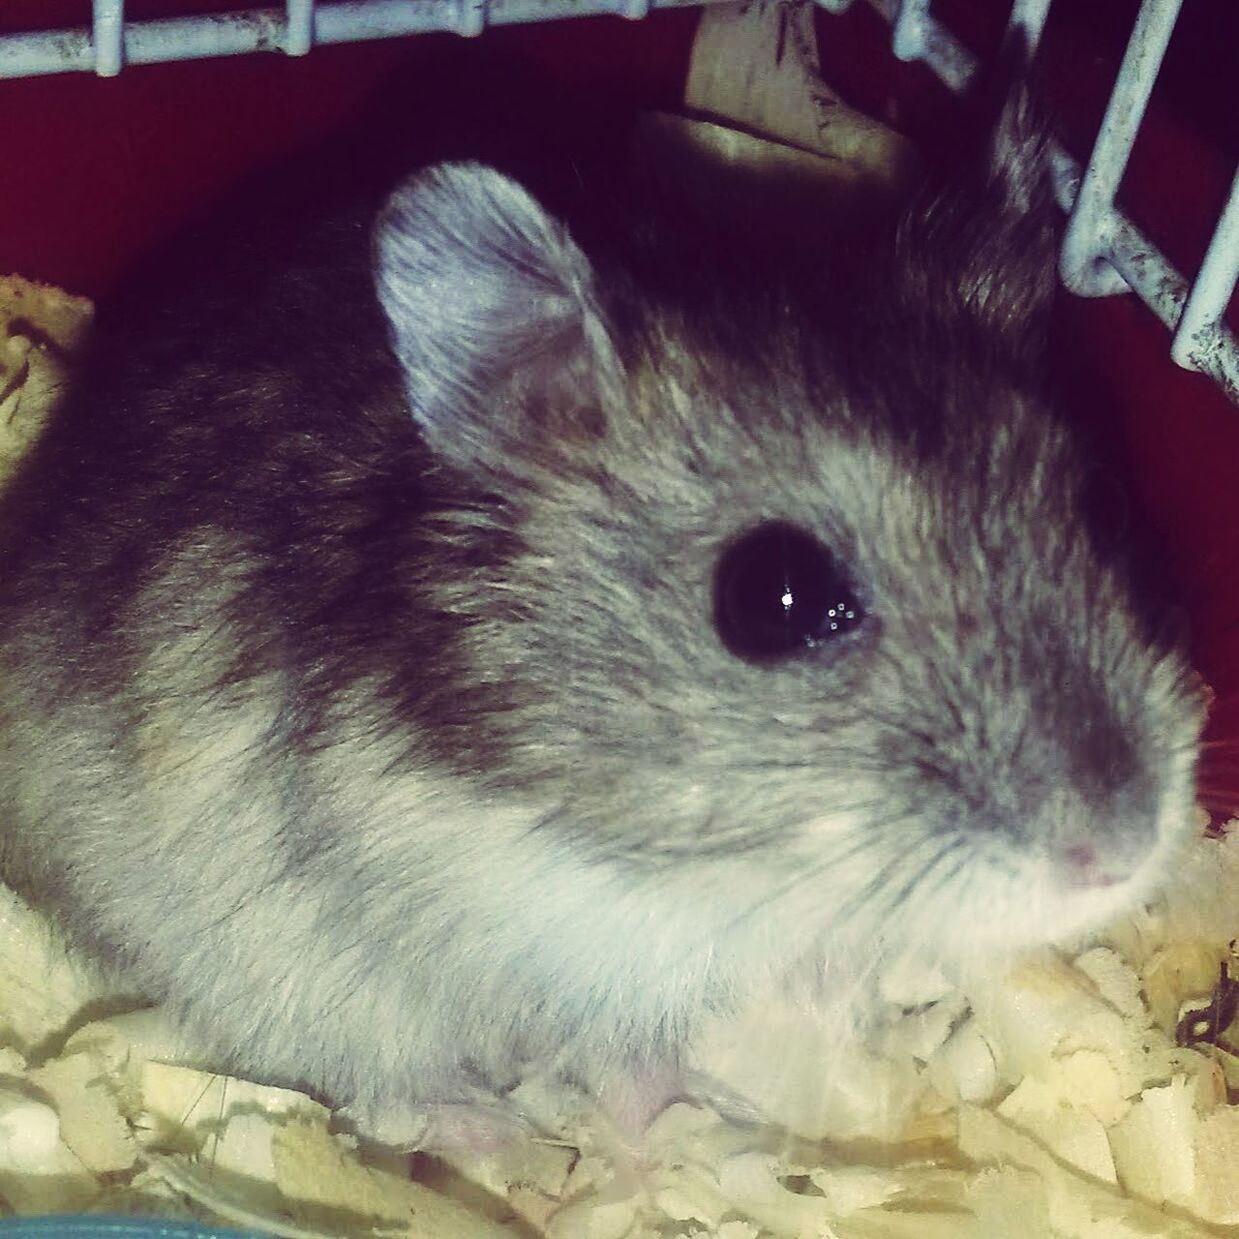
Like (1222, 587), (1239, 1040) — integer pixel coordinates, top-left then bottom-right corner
(713, 522), (863, 662)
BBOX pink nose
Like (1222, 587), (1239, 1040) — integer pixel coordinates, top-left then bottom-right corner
(1058, 844), (1124, 889)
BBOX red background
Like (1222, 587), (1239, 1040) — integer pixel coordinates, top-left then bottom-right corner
(1, 0), (1236, 816)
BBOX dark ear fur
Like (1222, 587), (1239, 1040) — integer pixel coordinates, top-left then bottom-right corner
(896, 33), (1059, 360)
(373, 162), (620, 476)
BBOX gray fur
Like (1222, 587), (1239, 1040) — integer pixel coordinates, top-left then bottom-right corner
(0, 84), (1203, 1142)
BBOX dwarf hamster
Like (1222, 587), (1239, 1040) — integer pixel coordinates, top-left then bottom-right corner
(0, 66), (1203, 1145)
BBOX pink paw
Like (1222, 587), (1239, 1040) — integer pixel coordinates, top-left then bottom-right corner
(348, 1100), (532, 1156)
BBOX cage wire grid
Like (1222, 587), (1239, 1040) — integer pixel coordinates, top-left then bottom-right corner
(0, 0), (1235, 401)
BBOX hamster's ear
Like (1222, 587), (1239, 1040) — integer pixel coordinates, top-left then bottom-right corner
(897, 37), (1059, 358)
(374, 162), (621, 475)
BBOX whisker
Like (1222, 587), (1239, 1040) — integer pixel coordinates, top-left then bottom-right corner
(706, 812), (924, 947)
(915, 836), (971, 910)
(829, 827), (956, 930)
(179, 1072), (216, 1131)
(1199, 738), (1239, 754)
(210, 1075), (228, 1174)
(1198, 793), (1239, 815)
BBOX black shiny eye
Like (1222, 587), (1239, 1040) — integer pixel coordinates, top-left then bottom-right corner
(713, 522), (863, 661)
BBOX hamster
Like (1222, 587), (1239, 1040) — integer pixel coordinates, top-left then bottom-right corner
(0, 66), (1203, 1147)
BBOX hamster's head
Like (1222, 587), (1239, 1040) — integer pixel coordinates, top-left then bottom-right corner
(371, 85), (1204, 983)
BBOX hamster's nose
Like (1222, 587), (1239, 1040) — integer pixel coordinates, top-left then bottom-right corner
(1054, 836), (1150, 890)
(1057, 843), (1122, 888)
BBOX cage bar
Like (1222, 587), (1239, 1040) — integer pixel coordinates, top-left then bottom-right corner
(1060, 0), (1182, 298)
(618, 0), (654, 21)
(283, 0), (314, 55)
(0, 0), (1234, 399)
(92, 0), (125, 76)
(1007, 0), (1053, 55)
(891, 0), (929, 62)
(0, 0), (716, 79)
(872, 0), (973, 92)
(1172, 169), (1239, 394)
(859, 0), (1237, 400)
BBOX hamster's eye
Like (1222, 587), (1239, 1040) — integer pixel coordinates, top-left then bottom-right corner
(714, 522), (863, 661)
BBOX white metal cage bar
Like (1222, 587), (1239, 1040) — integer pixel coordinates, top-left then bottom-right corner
(0, 0), (1234, 401)
(0, 0), (714, 78)
(881, 0), (973, 93)
(821, 0), (1237, 401)
(1059, 0), (1181, 298)
(1007, 0), (1052, 56)
(1172, 168), (1239, 380)
(92, 0), (125, 76)
(285, 0), (315, 55)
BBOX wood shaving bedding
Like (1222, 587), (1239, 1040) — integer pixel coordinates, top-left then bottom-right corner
(2, 833), (1239, 1236)
(0, 275), (92, 488)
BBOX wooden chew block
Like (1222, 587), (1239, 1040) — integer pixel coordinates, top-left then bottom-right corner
(682, 0), (916, 193)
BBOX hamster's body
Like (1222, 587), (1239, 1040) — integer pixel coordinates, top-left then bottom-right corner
(0, 72), (1203, 1141)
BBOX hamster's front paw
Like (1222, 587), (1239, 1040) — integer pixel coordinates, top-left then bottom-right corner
(348, 1099), (535, 1156)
